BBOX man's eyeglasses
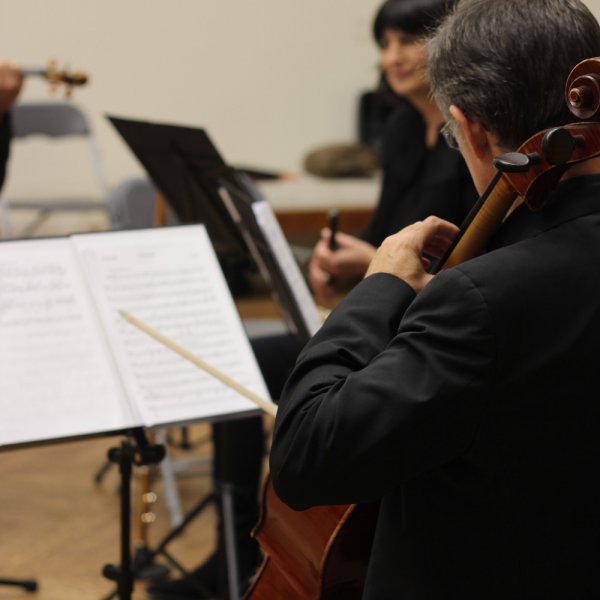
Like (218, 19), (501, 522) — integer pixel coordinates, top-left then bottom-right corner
(441, 120), (459, 150)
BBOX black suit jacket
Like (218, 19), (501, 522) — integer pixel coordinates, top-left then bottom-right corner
(270, 175), (600, 599)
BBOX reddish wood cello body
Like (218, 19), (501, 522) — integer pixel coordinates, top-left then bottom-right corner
(245, 57), (600, 600)
(244, 478), (378, 599)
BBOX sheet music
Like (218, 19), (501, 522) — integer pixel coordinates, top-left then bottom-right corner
(251, 200), (322, 336)
(0, 238), (135, 446)
(72, 225), (269, 427)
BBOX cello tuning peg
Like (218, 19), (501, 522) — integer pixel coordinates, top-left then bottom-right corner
(493, 151), (540, 173)
(541, 127), (584, 165)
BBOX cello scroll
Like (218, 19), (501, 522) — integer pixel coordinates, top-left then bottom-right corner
(566, 57), (600, 119)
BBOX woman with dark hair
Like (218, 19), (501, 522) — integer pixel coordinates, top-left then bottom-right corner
(373, 0), (457, 40)
(310, 0), (476, 305)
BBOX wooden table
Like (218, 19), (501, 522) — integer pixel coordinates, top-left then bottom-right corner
(258, 174), (379, 246)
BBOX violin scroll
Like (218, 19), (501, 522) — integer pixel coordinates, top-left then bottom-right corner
(22, 59), (89, 98)
(45, 61), (88, 87)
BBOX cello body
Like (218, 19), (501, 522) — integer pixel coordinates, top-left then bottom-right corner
(244, 477), (379, 600)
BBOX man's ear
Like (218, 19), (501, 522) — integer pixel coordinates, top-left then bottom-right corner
(449, 105), (494, 160)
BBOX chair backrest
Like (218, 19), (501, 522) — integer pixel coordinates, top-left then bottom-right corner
(11, 101), (90, 138)
(8, 101), (109, 196)
(106, 177), (179, 230)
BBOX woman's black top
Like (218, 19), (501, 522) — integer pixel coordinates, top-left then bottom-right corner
(362, 104), (478, 246)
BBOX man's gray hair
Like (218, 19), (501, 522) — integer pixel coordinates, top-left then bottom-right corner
(428, 0), (600, 150)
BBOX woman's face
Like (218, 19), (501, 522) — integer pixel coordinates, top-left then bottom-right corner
(379, 28), (430, 100)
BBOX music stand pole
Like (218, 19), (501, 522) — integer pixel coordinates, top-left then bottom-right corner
(220, 481), (241, 599)
(102, 428), (165, 600)
(122, 418), (245, 600)
(217, 417), (243, 600)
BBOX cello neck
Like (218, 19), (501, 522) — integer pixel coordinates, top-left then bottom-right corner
(431, 173), (517, 273)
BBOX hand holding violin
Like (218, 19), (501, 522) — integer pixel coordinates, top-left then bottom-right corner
(0, 61), (23, 117)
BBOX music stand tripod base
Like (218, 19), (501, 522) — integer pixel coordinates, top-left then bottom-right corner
(102, 428), (166, 600)
(0, 577), (38, 592)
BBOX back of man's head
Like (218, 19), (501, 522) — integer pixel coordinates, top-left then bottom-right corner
(428, 0), (600, 150)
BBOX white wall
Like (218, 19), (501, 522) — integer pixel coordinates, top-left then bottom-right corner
(0, 0), (383, 193)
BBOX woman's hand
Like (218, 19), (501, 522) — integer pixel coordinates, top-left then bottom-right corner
(309, 229), (376, 306)
(0, 61), (23, 117)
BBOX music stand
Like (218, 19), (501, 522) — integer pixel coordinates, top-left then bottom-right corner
(108, 116), (255, 297)
(108, 116), (320, 598)
(107, 115), (319, 344)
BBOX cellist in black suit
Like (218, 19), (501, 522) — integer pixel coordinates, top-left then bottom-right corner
(270, 0), (600, 598)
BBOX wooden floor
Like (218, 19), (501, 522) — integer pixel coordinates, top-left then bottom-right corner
(0, 425), (221, 600)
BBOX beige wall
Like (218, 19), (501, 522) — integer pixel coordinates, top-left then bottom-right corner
(0, 0), (382, 194)
(1, 0), (600, 197)
(588, 0), (600, 16)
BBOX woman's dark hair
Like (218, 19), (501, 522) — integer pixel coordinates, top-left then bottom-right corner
(373, 0), (459, 43)
(372, 0), (458, 106)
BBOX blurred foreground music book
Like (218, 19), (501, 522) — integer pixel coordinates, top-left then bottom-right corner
(0, 225), (269, 448)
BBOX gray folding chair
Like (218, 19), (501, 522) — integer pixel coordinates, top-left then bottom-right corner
(0, 101), (109, 237)
(106, 176), (178, 230)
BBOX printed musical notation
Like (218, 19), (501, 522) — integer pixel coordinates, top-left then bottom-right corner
(0, 239), (133, 446)
(72, 225), (268, 428)
(0, 226), (268, 447)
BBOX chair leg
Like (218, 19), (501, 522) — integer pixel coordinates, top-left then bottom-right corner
(18, 208), (52, 238)
(0, 200), (13, 239)
(154, 430), (185, 527)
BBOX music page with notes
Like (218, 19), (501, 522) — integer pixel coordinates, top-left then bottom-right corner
(0, 225), (267, 447)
